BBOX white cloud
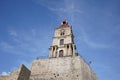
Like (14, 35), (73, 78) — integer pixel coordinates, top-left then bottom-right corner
(0, 42), (26, 56)
(33, 0), (83, 21)
(0, 28), (50, 58)
(32, 0), (114, 49)
(83, 36), (110, 48)
(48, 5), (82, 14)
(76, 28), (110, 48)
(0, 28), (50, 76)
(9, 30), (17, 37)
(0, 42), (14, 50)
(31, 29), (36, 36)
(1, 72), (10, 76)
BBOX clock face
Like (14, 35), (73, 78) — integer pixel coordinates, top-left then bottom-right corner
(61, 29), (65, 33)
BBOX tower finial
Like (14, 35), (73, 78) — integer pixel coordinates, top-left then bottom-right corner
(62, 18), (67, 24)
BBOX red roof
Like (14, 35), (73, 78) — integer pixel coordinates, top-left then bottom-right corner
(57, 20), (70, 29)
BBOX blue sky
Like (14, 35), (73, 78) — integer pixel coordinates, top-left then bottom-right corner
(0, 0), (120, 80)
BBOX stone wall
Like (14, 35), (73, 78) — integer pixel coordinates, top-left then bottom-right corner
(0, 68), (19, 80)
(30, 56), (98, 80)
(0, 64), (30, 80)
(17, 64), (31, 80)
(0, 56), (97, 80)
(0, 75), (9, 80)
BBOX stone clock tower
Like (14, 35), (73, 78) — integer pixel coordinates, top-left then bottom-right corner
(0, 19), (98, 80)
(49, 19), (77, 58)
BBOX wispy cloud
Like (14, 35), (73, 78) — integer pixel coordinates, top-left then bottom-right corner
(76, 28), (111, 49)
(32, 0), (112, 49)
(0, 72), (10, 76)
(93, 62), (120, 80)
(0, 28), (50, 58)
(0, 42), (28, 56)
(9, 30), (17, 37)
(83, 36), (110, 49)
(31, 29), (36, 36)
(48, 4), (83, 14)
(33, 0), (83, 21)
(0, 27), (50, 74)
(0, 42), (14, 50)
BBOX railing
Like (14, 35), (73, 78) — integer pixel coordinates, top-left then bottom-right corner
(36, 55), (49, 60)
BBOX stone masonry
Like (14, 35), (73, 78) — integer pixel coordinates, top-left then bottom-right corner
(30, 56), (97, 80)
(0, 64), (30, 80)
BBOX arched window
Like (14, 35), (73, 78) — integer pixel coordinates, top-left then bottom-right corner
(60, 39), (64, 45)
(59, 50), (64, 57)
(60, 32), (64, 36)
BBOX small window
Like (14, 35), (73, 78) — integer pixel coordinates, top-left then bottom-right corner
(60, 39), (64, 45)
(60, 32), (64, 36)
(59, 50), (64, 57)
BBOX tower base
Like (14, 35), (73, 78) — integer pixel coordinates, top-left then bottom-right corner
(30, 56), (97, 80)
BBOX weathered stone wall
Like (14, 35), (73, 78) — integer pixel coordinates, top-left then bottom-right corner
(0, 56), (97, 80)
(0, 76), (9, 80)
(30, 56), (98, 80)
(0, 64), (30, 80)
(17, 64), (31, 80)
(0, 68), (19, 80)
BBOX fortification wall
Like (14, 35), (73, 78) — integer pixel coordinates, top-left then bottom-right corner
(17, 64), (31, 80)
(0, 68), (19, 80)
(30, 56), (97, 80)
(0, 64), (30, 80)
(0, 56), (97, 80)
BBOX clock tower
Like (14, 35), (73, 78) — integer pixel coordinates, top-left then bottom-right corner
(49, 19), (78, 58)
